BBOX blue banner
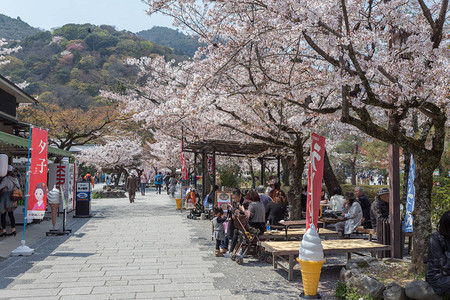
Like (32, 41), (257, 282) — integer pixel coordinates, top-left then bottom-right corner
(403, 155), (415, 233)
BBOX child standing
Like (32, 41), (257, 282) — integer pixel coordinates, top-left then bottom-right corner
(212, 207), (227, 257)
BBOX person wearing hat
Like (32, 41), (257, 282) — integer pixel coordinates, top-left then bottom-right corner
(126, 171), (139, 203)
(335, 191), (363, 238)
(370, 187), (390, 232)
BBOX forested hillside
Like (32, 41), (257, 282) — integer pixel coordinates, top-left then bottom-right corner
(137, 26), (200, 57)
(0, 14), (40, 40)
(0, 22), (183, 108)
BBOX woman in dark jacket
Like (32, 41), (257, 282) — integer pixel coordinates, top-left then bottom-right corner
(265, 190), (287, 226)
(426, 211), (450, 296)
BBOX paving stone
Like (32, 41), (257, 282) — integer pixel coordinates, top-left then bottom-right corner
(58, 287), (93, 295)
(135, 290), (185, 298)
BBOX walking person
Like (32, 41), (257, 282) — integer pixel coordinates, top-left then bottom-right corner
(140, 173), (147, 196)
(154, 172), (163, 194)
(0, 165), (20, 237)
(168, 174), (178, 197)
(126, 171), (139, 203)
(163, 173), (170, 194)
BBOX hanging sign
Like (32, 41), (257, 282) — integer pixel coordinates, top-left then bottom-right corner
(208, 157), (214, 175)
(403, 155), (416, 233)
(27, 127), (48, 220)
(306, 133), (326, 230)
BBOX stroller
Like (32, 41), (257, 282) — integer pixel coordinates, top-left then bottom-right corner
(231, 210), (264, 265)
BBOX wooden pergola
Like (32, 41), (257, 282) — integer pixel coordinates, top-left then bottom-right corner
(182, 139), (286, 199)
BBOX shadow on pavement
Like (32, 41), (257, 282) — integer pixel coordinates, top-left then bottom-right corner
(0, 212), (94, 289)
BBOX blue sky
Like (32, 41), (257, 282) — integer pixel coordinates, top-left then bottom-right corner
(1, 0), (174, 32)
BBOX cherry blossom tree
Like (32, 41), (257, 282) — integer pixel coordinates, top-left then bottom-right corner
(143, 0), (448, 271)
(0, 38), (21, 66)
(76, 137), (143, 187)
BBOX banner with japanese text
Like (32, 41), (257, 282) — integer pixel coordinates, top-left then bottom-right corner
(306, 133), (326, 230)
(403, 154), (415, 233)
(181, 151), (188, 181)
(27, 127), (48, 220)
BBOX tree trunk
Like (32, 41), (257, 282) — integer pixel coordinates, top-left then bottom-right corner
(281, 157), (290, 186)
(323, 150), (341, 195)
(203, 152), (211, 197)
(287, 137), (305, 220)
(113, 170), (121, 187)
(350, 159), (356, 185)
(410, 153), (439, 273)
(248, 159), (256, 189)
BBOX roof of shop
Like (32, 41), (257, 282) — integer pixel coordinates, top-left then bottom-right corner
(182, 139), (284, 158)
(0, 131), (72, 157)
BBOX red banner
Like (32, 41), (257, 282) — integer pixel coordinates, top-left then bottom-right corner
(27, 127), (48, 220)
(306, 133), (326, 230)
(181, 151), (188, 181)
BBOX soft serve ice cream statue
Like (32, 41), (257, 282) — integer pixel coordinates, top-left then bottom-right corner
(297, 224), (325, 298)
(299, 224), (324, 261)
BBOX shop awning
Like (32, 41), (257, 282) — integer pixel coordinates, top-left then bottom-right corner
(0, 131), (72, 157)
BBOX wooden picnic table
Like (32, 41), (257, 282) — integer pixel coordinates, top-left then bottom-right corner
(279, 220), (324, 239)
(318, 217), (341, 228)
(260, 239), (391, 281)
(259, 228), (337, 241)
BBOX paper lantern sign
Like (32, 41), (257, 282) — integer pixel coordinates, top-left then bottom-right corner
(0, 154), (8, 177)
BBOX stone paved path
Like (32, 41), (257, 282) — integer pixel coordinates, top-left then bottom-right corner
(0, 191), (244, 300)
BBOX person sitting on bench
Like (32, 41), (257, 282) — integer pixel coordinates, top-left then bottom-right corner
(426, 211), (450, 297)
(335, 192), (363, 239)
(370, 187), (390, 232)
(247, 190), (266, 234)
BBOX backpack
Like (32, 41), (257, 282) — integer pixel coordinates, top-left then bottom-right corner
(156, 175), (163, 184)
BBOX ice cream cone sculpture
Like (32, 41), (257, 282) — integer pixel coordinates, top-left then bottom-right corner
(298, 224), (325, 298)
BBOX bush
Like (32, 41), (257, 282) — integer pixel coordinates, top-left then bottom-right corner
(335, 281), (375, 300)
(218, 165), (241, 188)
(431, 176), (450, 229)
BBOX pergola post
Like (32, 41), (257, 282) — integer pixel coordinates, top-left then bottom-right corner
(277, 156), (281, 183)
(259, 157), (265, 187)
(194, 152), (197, 190)
(202, 150), (206, 200)
(212, 148), (216, 203)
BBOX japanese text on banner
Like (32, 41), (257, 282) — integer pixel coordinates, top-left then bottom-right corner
(27, 127), (48, 220)
(306, 133), (326, 230)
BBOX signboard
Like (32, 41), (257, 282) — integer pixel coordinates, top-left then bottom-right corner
(48, 163), (75, 211)
(181, 186), (189, 207)
(185, 188), (196, 209)
(76, 182), (91, 202)
(207, 157), (214, 175)
(27, 127), (48, 220)
(215, 191), (232, 213)
(403, 155), (416, 233)
(306, 133), (326, 230)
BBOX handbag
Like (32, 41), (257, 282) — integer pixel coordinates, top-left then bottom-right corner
(10, 180), (23, 202)
(10, 188), (23, 201)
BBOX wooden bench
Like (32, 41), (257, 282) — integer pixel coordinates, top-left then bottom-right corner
(260, 239), (391, 281)
(354, 226), (413, 253)
(278, 220), (324, 239)
(259, 228), (338, 241)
